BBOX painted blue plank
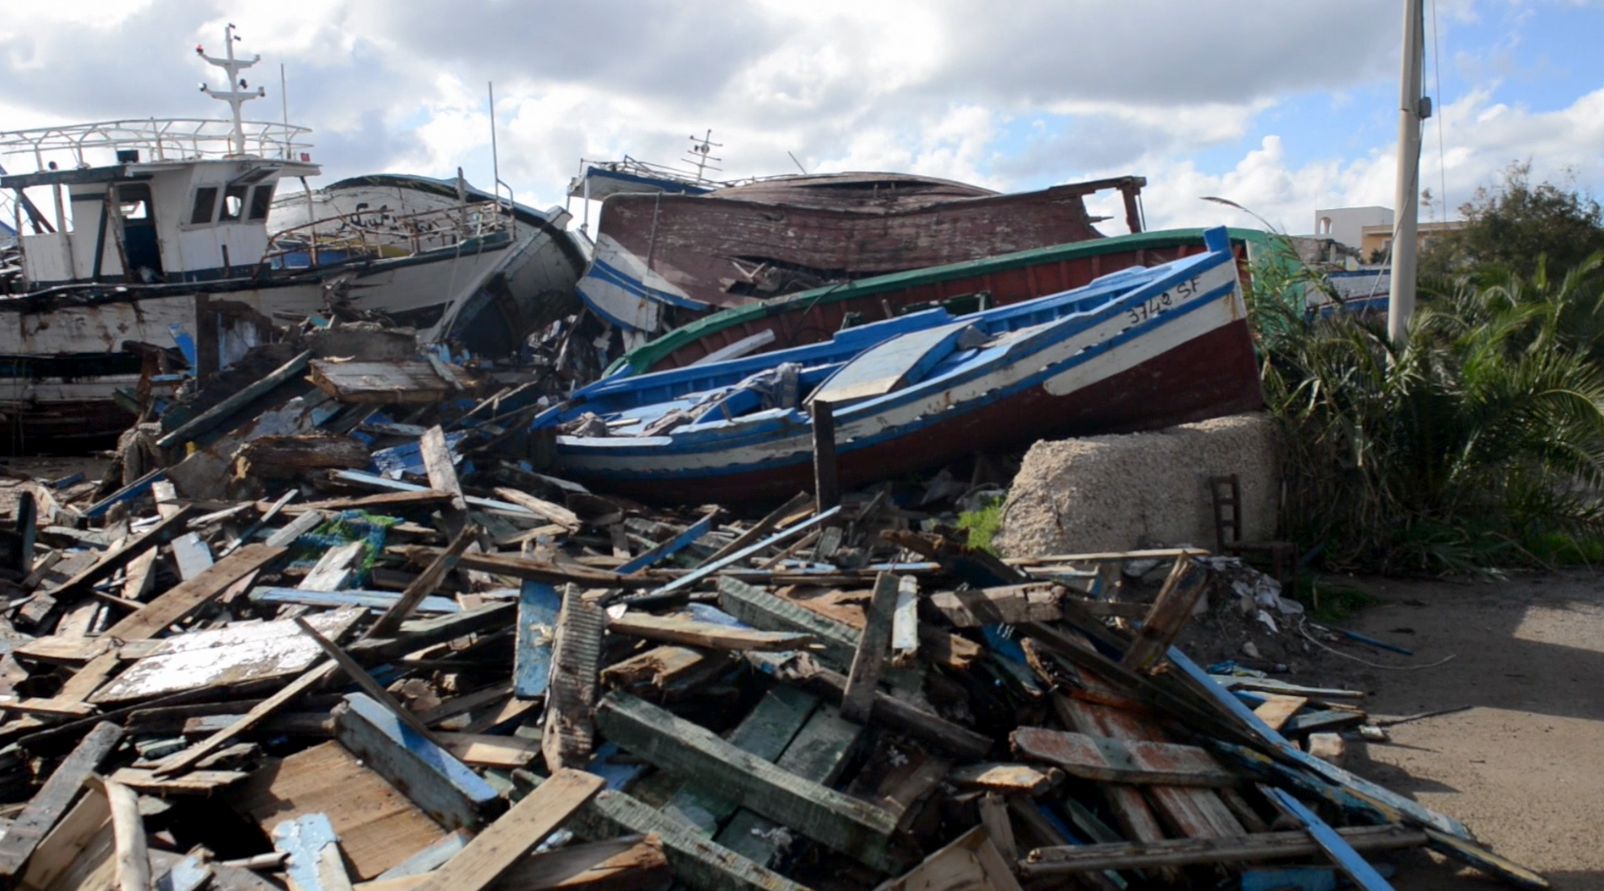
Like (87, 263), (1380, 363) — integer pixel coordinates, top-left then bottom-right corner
(587, 741), (648, 791)
(1168, 647), (1473, 840)
(1262, 787), (1394, 891)
(272, 813), (343, 891)
(334, 692), (499, 830)
(249, 587), (460, 614)
(84, 469), (165, 519)
(331, 469), (542, 517)
(514, 580), (563, 699)
(1241, 867), (1340, 891)
(618, 513), (715, 574)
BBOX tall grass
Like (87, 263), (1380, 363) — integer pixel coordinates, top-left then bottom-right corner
(1251, 245), (1604, 573)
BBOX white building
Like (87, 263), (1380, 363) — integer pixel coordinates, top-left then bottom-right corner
(1313, 206), (1393, 252)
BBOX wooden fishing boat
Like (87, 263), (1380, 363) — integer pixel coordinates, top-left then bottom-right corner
(606, 227), (1275, 378)
(536, 228), (1262, 502)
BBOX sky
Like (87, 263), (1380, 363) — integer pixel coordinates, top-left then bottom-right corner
(1, 0), (1601, 237)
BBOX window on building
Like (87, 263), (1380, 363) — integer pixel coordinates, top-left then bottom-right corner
(189, 186), (219, 225)
(220, 184), (248, 222)
(247, 183), (275, 221)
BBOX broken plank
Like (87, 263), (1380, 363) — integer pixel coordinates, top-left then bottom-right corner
(100, 777), (152, 891)
(948, 763), (1063, 796)
(543, 586), (605, 772)
(154, 662), (336, 777)
(250, 588), (459, 615)
(356, 836), (671, 891)
(514, 581), (562, 699)
(618, 513), (715, 574)
(978, 792), (1018, 864)
(717, 577), (859, 668)
(104, 544), (285, 640)
(365, 525), (475, 639)
(595, 691), (900, 871)
(266, 510), (328, 548)
(841, 572), (899, 722)
(1122, 557), (1208, 671)
(1252, 694), (1309, 732)
(877, 825), (1022, 891)
(274, 812), (355, 891)
(309, 360), (454, 405)
(771, 656), (993, 759)
(1011, 726), (1238, 787)
(300, 541), (366, 592)
(412, 768), (604, 891)
(434, 732), (539, 769)
(157, 349), (312, 450)
(291, 617), (442, 746)
(1019, 824), (1428, 875)
(0, 721), (123, 878)
(693, 492), (811, 568)
(889, 575), (918, 667)
(1261, 786), (1396, 891)
(629, 505), (841, 606)
(492, 487), (582, 531)
(44, 505), (198, 604)
(109, 767), (249, 795)
(665, 686), (818, 833)
(608, 612), (814, 652)
(334, 693), (500, 831)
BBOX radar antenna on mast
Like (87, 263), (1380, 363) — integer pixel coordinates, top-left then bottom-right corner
(197, 23), (266, 156)
(683, 129), (723, 184)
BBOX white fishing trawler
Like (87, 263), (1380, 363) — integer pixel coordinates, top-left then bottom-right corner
(0, 26), (583, 448)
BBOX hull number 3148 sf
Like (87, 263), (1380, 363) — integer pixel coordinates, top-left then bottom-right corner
(1126, 275), (1200, 326)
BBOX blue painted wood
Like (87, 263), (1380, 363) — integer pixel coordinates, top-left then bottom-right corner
(1241, 867), (1340, 891)
(630, 506), (842, 605)
(514, 580), (563, 699)
(249, 587), (460, 614)
(618, 513), (714, 574)
(84, 469), (165, 519)
(1262, 786), (1394, 890)
(334, 692), (499, 830)
(271, 813), (343, 891)
(153, 854), (212, 891)
(1169, 647), (1472, 840)
(587, 741), (648, 791)
(331, 470), (543, 518)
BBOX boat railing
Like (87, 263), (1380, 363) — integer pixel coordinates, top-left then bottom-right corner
(260, 200), (512, 269)
(0, 118), (313, 169)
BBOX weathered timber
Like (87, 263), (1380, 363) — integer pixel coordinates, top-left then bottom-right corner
(299, 541), (365, 592)
(876, 825), (1023, 891)
(694, 492), (811, 567)
(772, 655), (993, 759)
(365, 525), (475, 639)
(628, 505), (842, 606)
(108, 767), (249, 795)
(889, 575), (919, 667)
(1013, 726), (1238, 787)
(100, 777), (152, 891)
(274, 812), (355, 891)
(608, 612), (814, 652)
(927, 584), (1078, 627)
(334, 693), (500, 830)
(43, 505), (198, 605)
(434, 732), (539, 769)
(1252, 694), (1309, 731)
(841, 571), (899, 722)
(665, 686), (817, 833)
(595, 691), (901, 871)
(811, 400), (839, 512)
(411, 768), (604, 891)
(514, 581), (562, 699)
(1019, 825), (1427, 875)
(543, 587), (605, 772)
(292, 617), (443, 747)
(1121, 557), (1208, 671)
(265, 510), (328, 548)
(309, 360), (454, 405)
(154, 663), (336, 777)
(420, 425), (468, 536)
(978, 792), (1018, 863)
(618, 513), (715, 574)
(356, 836), (672, 891)
(249, 588), (458, 614)
(718, 577), (859, 668)
(1260, 786), (1396, 891)
(104, 544), (285, 639)
(0, 721), (123, 878)
(948, 763), (1064, 796)
(491, 487), (582, 531)
(157, 349), (312, 449)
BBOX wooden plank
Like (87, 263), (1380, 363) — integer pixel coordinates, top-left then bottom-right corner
(875, 825), (1022, 891)
(43, 505), (198, 604)
(83, 468), (164, 519)
(1019, 825), (1427, 875)
(889, 575), (919, 667)
(365, 525), (475, 639)
(274, 812), (356, 891)
(948, 763), (1063, 796)
(717, 577), (859, 668)
(300, 541), (366, 592)
(629, 506), (841, 606)
(309, 360), (453, 405)
(926, 584), (1082, 627)
(356, 836), (671, 891)
(664, 686), (818, 833)
(435, 732), (539, 769)
(121, 547), (158, 602)
(811, 400), (838, 512)
(543, 586), (605, 772)
(154, 662), (335, 777)
(420, 425), (468, 536)
(841, 572), (899, 722)
(693, 492), (811, 568)
(220, 488), (299, 557)
(1261, 786), (1397, 890)
(595, 691), (900, 871)
(514, 581), (562, 699)
(18, 782), (112, 891)
(100, 777), (152, 891)
(334, 692), (500, 831)
(491, 487), (582, 531)
(1122, 557), (1208, 671)
(109, 767), (249, 795)
(1012, 726), (1239, 787)
(1252, 694), (1309, 731)
(575, 787), (807, 891)
(412, 768), (604, 891)
(104, 544), (284, 639)
(292, 617), (444, 747)
(608, 612), (814, 652)
(250, 587), (459, 614)
(0, 721), (123, 878)
(266, 510), (328, 548)
(618, 513), (715, 574)
(771, 655), (993, 759)
(157, 349), (313, 449)
(977, 792), (1018, 863)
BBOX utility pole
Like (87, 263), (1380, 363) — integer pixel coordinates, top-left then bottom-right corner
(1387, 0), (1427, 345)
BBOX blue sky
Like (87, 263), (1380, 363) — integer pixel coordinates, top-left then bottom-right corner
(1, 1), (1600, 236)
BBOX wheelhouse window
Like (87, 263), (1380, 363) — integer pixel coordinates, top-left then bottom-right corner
(220, 184), (248, 221)
(189, 186), (219, 225)
(248, 183), (275, 221)
(117, 186), (151, 220)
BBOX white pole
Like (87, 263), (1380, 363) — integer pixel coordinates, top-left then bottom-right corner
(1387, 0), (1425, 346)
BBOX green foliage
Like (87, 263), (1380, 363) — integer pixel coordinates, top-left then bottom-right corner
(1422, 162), (1604, 283)
(1255, 255), (1604, 574)
(1295, 576), (1378, 624)
(956, 497), (1005, 554)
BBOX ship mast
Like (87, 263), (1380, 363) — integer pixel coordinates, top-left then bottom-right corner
(198, 23), (265, 157)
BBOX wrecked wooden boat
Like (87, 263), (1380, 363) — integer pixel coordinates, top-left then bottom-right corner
(572, 167), (1147, 345)
(607, 226), (1276, 378)
(537, 228), (1261, 502)
(0, 27), (580, 448)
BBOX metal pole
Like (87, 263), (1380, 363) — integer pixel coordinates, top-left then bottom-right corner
(487, 82), (500, 208)
(1387, 0), (1425, 346)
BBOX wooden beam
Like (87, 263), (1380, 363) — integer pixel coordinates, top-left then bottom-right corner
(693, 491), (810, 568)
(771, 656), (992, 759)
(889, 575), (919, 667)
(99, 777), (151, 891)
(334, 693), (500, 831)
(841, 572), (898, 722)
(810, 400), (838, 513)
(617, 513), (714, 574)
(595, 691), (900, 871)
(880, 825), (1022, 891)
(1261, 786), (1396, 890)
(104, 544), (284, 639)
(0, 721), (123, 878)
(1252, 694), (1309, 731)
(411, 769), (604, 891)
(365, 525), (475, 639)
(1122, 557), (1207, 671)
(1020, 825), (1427, 875)
(627, 506), (842, 607)
(420, 425), (467, 536)
(717, 577), (859, 669)
(491, 487), (582, 531)
(157, 349), (312, 450)
(291, 617), (442, 747)
(543, 586), (606, 772)
(607, 612), (814, 652)
(1012, 726), (1239, 787)
(514, 581), (562, 699)
(154, 663), (335, 776)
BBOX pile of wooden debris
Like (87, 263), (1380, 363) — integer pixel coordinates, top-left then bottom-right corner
(0, 361), (1550, 890)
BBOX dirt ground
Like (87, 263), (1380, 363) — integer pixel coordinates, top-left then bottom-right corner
(1322, 570), (1604, 889)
